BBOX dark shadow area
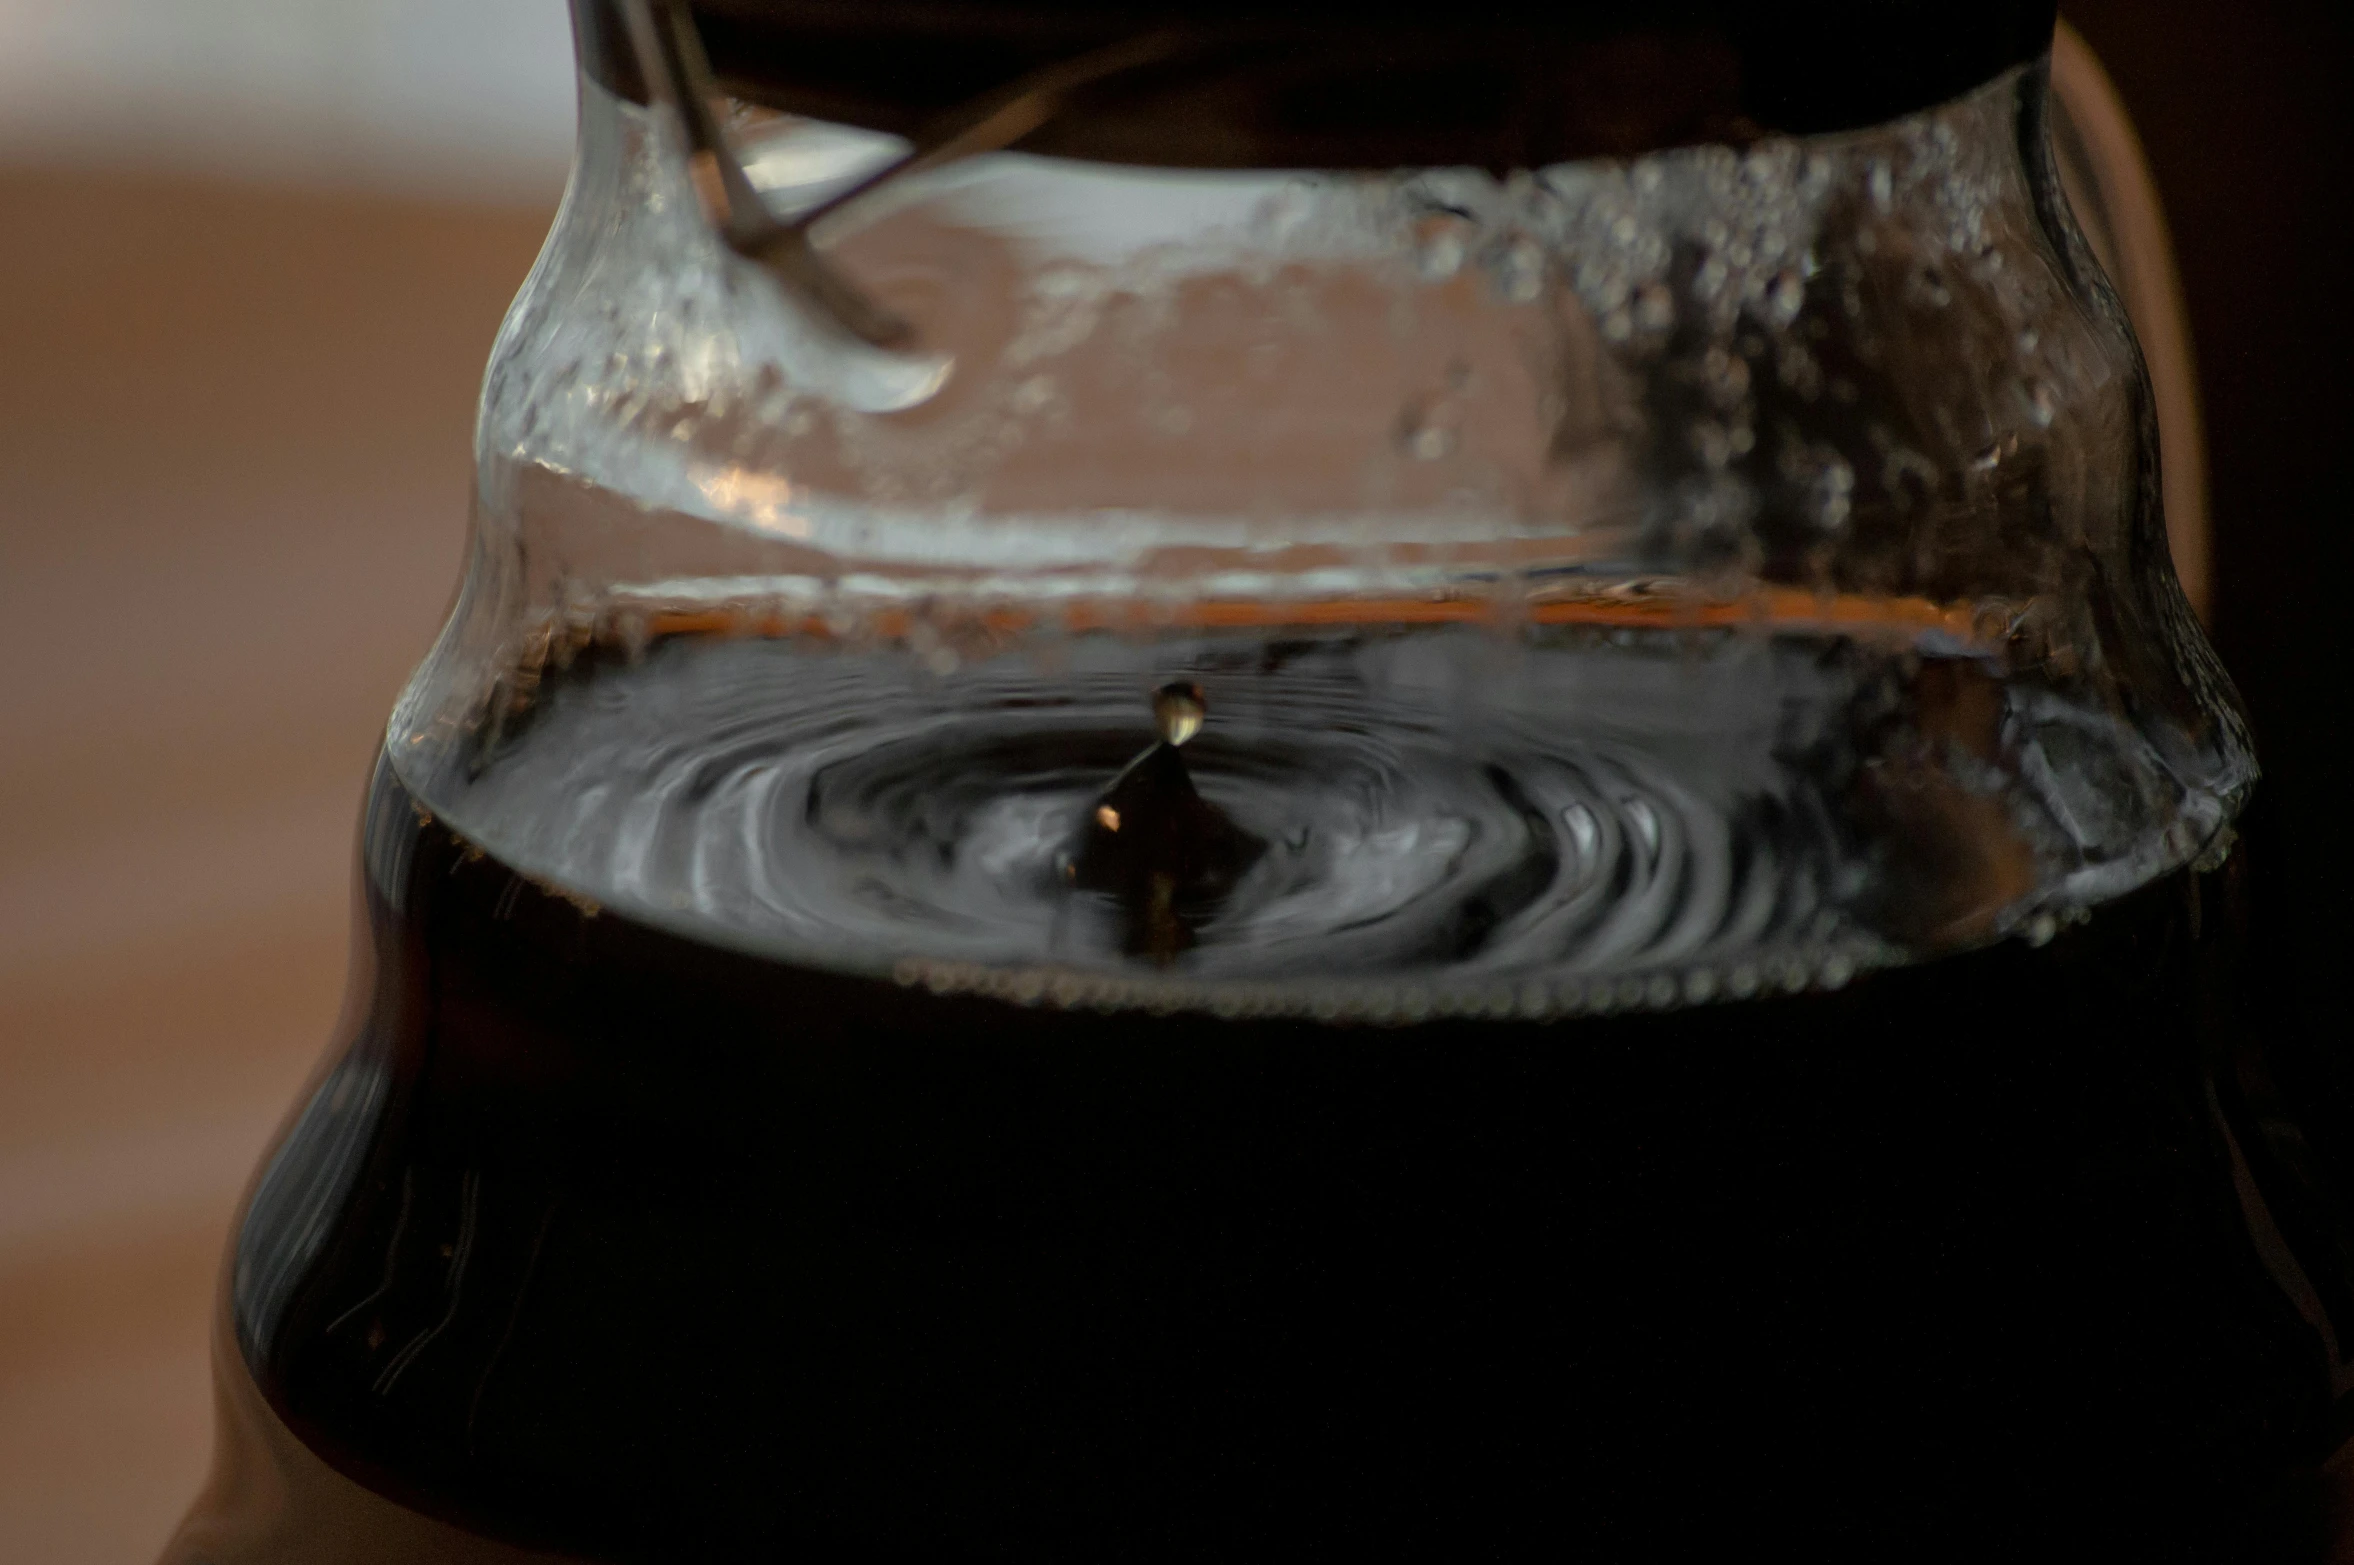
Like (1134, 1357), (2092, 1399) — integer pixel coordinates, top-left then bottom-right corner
(2065, 0), (2354, 1076)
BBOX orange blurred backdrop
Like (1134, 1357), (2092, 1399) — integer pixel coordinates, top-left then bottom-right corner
(0, 5), (566, 1556)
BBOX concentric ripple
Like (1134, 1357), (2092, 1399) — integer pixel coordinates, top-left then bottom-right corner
(415, 624), (2225, 1016)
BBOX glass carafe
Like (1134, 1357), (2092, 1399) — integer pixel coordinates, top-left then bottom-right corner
(165, 2), (2353, 1559)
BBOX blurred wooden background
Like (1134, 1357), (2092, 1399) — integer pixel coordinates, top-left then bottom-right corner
(0, 167), (552, 1563)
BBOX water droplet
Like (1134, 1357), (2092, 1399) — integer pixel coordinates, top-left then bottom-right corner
(1867, 160), (1895, 209)
(1701, 345), (1751, 408)
(1609, 213), (1639, 246)
(1634, 282), (1675, 331)
(1765, 268), (1806, 327)
(1398, 402), (1457, 460)
(1153, 681), (1206, 746)
(1413, 212), (1473, 280)
(1776, 341), (1823, 400)
(1810, 454), (1856, 531)
(1492, 234), (1544, 303)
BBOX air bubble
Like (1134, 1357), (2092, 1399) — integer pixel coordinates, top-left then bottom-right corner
(1493, 235), (1545, 303)
(1809, 454), (1856, 531)
(1398, 398), (1458, 460)
(1414, 212), (1473, 281)
(1701, 346), (1751, 408)
(1634, 283), (1675, 331)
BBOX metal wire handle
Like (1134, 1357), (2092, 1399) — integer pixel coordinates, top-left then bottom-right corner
(622, 0), (1181, 348)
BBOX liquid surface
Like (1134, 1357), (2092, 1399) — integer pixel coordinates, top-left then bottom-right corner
(416, 624), (2235, 1010)
(171, 631), (2354, 1563)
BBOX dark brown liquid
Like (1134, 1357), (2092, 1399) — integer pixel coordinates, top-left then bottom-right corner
(200, 754), (2354, 1562)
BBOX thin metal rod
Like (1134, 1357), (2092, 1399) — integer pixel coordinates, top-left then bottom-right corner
(623, 0), (1185, 350)
(624, 0), (910, 347)
(790, 30), (1186, 236)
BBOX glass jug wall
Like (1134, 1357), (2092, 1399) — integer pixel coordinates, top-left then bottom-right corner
(164, 12), (2354, 1562)
(391, 52), (2250, 979)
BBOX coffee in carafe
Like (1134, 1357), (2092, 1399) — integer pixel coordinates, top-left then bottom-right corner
(166, 3), (2353, 1559)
